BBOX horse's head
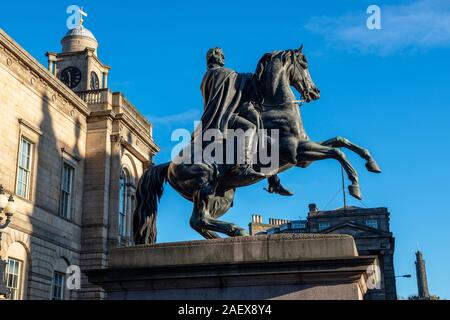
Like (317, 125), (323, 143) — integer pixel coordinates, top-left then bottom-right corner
(289, 45), (320, 102)
(256, 46), (320, 104)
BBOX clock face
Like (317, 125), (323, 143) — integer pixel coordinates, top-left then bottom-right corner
(60, 67), (82, 89)
(90, 71), (100, 90)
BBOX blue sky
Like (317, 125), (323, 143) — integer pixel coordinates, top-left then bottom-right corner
(1, 0), (449, 299)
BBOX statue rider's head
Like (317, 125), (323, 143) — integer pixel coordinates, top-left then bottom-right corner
(206, 47), (225, 69)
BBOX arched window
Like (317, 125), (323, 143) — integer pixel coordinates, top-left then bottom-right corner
(118, 169), (128, 243)
(5, 242), (29, 300)
(118, 168), (135, 246)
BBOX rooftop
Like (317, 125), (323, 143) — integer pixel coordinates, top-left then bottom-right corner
(63, 25), (97, 41)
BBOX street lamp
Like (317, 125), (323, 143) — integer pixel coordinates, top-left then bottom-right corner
(396, 274), (412, 278)
(0, 185), (16, 235)
(0, 184), (17, 299)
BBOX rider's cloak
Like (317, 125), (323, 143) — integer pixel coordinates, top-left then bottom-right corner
(198, 66), (252, 138)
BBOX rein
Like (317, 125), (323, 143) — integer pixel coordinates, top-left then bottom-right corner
(260, 52), (308, 108)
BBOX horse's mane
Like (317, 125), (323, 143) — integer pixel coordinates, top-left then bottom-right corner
(255, 50), (294, 84)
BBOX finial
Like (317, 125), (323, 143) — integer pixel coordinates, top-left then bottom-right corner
(79, 7), (88, 26)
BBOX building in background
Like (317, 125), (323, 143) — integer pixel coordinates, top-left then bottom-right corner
(415, 250), (430, 299)
(0, 19), (158, 300)
(249, 204), (397, 300)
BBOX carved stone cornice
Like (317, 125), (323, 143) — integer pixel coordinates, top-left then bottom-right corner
(0, 28), (90, 117)
(110, 133), (152, 163)
(114, 113), (159, 155)
(86, 109), (117, 123)
(51, 48), (111, 71)
(18, 118), (43, 136)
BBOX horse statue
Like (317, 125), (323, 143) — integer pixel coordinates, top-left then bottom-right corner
(133, 46), (381, 244)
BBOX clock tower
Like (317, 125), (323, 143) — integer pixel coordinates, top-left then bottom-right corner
(46, 15), (110, 92)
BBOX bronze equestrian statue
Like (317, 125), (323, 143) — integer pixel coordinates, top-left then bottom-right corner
(199, 47), (292, 196)
(133, 46), (382, 244)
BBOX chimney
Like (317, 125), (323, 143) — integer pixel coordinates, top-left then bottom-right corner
(308, 203), (318, 216)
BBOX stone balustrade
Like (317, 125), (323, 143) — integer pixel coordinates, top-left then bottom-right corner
(77, 88), (110, 104)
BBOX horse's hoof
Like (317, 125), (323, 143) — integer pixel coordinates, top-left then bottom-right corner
(366, 160), (382, 173)
(348, 185), (362, 200)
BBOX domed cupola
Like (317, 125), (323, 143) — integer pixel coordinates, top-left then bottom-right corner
(47, 8), (110, 92)
(61, 25), (98, 55)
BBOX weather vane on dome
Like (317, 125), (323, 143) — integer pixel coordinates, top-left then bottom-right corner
(79, 7), (88, 26)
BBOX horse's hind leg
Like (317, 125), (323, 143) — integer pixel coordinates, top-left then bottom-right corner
(190, 185), (248, 239)
(189, 184), (221, 239)
(319, 137), (381, 173)
(190, 209), (221, 239)
(297, 141), (362, 200)
(208, 189), (236, 220)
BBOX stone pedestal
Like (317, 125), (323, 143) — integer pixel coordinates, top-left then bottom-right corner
(87, 234), (379, 300)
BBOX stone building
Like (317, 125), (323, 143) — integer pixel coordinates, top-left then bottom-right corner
(0, 22), (158, 300)
(249, 204), (397, 300)
(415, 250), (430, 299)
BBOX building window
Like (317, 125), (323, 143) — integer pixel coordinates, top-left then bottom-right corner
(16, 137), (33, 199)
(60, 162), (75, 219)
(365, 219), (379, 229)
(52, 272), (65, 300)
(318, 222), (331, 231)
(118, 168), (136, 246)
(5, 258), (22, 300)
(292, 221), (307, 229)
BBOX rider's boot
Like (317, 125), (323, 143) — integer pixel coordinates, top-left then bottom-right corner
(265, 175), (294, 196)
(232, 133), (265, 180)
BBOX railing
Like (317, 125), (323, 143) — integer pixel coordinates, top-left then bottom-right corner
(76, 88), (110, 104)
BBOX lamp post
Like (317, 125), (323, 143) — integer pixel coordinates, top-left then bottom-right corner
(0, 185), (17, 299)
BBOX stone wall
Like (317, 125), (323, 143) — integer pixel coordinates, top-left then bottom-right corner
(0, 29), (88, 299)
(0, 28), (158, 300)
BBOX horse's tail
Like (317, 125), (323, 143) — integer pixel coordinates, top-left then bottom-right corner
(133, 162), (170, 245)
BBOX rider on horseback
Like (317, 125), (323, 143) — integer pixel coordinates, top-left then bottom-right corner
(200, 47), (293, 196)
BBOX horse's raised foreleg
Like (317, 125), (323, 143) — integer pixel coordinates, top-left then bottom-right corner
(319, 137), (382, 173)
(190, 185), (248, 239)
(297, 141), (362, 200)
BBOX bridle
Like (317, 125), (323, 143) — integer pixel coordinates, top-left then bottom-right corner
(261, 52), (309, 108)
